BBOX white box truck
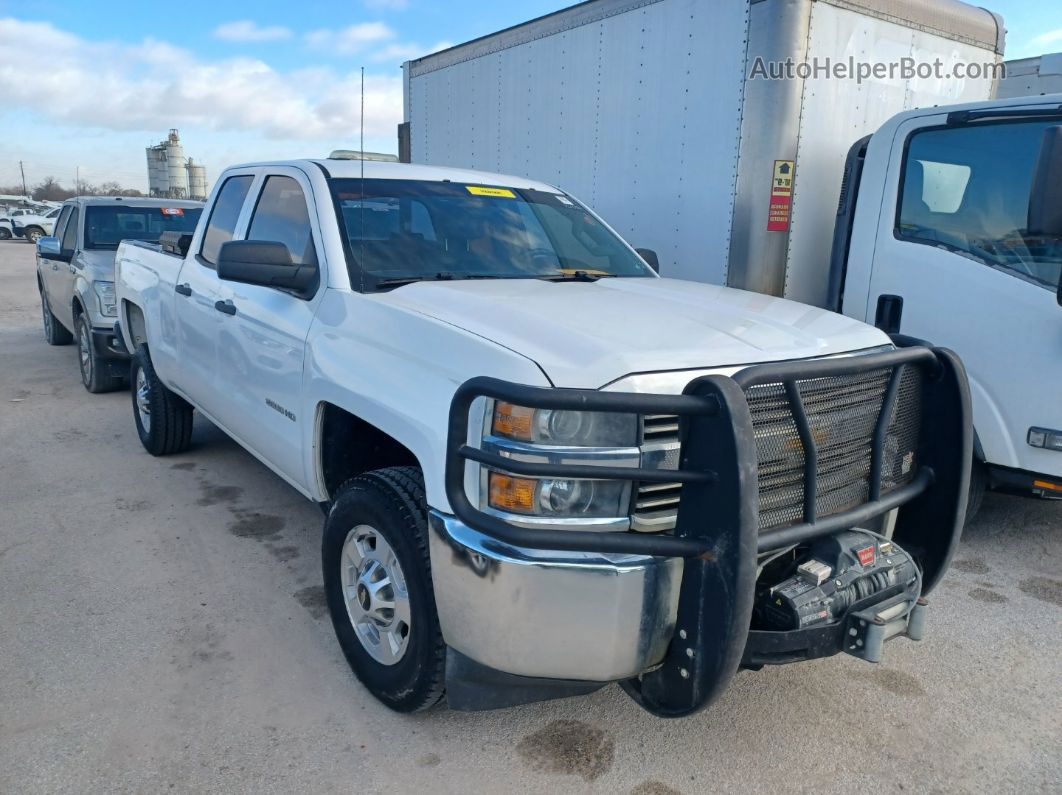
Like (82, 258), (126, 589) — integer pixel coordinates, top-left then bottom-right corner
(401, 0), (1062, 509)
(999, 52), (1062, 98)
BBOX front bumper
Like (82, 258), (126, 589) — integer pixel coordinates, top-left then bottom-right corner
(91, 324), (129, 362)
(429, 510), (682, 681)
(442, 347), (972, 716)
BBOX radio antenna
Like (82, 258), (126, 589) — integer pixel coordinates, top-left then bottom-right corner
(359, 66), (366, 292)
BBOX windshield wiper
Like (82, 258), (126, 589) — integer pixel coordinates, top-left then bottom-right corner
(375, 272), (462, 288)
(539, 270), (616, 282)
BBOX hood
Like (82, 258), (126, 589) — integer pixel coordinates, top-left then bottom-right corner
(376, 277), (890, 388)
(77, 249), (119, 279)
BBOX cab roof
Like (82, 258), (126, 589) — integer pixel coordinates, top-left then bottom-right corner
(225, 159), (563, 193)
(62, 196), (205, 208)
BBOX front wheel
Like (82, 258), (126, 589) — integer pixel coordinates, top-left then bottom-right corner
(40, 285), (73, 346)
(76, 315), (125, 393)
(23, 226), (45, 244)
(130, 346), (193, 455)
(322, 467), (446, 713)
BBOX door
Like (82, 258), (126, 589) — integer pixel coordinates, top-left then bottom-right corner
(865, 115), (1062, 478)
(53, 206), (81, 333)
(212, 170), (323, 487)
(173, 173), (255, 407)
(40, 205), (72, 313)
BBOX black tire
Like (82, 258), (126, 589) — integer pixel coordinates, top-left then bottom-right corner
(322, 467), (446, 713)
(130, 346), (193, 456)
(76, 314), (125, 393)
(965, 460), (987, 523)
(0, 226), (11, 240)
(23, 226), (45, 243)
(40, 285), (73, 346)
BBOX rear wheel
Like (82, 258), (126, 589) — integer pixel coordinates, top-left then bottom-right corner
(76, 314), (125, 393)
(40, 285), (72, 346)
(322, 467), (446, 713)
(0, 226), (11, 240)
(130, 346), (193, 455)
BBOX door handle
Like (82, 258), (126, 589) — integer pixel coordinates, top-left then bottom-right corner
(175, 283), (192, 296)
(214, 299), (237, 316)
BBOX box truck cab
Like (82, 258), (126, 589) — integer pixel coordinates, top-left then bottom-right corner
(836, 97), (1062, 503)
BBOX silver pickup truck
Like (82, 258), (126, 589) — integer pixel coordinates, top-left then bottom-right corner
(36, 196), (203, 392)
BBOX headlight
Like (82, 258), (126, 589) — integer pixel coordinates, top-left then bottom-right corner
(93, 280), (116, 317)
(492, 402), (638, 447)
(487, 472), (630, 517)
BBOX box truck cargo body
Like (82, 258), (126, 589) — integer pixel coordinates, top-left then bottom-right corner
(402, 0), (1003, 306)
(998, 52), (1062, 98)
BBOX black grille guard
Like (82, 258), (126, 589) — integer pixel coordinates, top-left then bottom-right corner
(444, 346), (972, 716)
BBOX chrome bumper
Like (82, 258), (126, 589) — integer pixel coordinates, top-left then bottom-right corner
(428, 510), (683, 682)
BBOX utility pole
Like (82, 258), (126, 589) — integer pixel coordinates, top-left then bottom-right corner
(19, 160), (28, 197)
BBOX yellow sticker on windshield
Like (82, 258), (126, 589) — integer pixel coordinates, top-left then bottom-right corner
(466, 186), (516, 198)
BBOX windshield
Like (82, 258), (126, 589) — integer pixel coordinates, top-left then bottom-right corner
(84, 205), (203, 250)
(329, 178), (653, 288)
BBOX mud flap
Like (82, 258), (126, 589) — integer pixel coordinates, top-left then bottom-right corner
(621, 376), (760, 718)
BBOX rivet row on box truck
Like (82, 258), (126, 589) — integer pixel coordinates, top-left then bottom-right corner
(401, 0), (1062, 509)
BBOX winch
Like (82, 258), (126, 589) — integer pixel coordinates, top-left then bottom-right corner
(749, 530), (926, 664)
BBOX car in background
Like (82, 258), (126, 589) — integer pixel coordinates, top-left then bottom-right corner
(10, 206), (62, 242)
(36, 196), (204, 392)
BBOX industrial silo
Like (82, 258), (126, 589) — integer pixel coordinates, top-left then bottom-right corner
(146, 145), (169, 196)
(186, 159), (208, 201)
(164, 130), (188, 198)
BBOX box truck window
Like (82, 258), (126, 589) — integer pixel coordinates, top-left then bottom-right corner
(898, 121), (1062, 291)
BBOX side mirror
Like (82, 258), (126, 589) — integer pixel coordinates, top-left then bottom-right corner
(1027, 125), (1062, 239)
(635, 247), (660, 273)
(217, 240), (317, 295)
(36, 236), (67, 261)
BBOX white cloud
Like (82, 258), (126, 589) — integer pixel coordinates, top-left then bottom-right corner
(364, 0), (409, 9)
(369, 39), (453, 63)
(213, 20), (293, 42)
(0, 18), (402, 141)
(1029, 28), (1062, 48)
(305, 22), (394, 54)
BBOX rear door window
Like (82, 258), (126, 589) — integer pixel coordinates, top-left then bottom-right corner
(200, 175), (254, 266)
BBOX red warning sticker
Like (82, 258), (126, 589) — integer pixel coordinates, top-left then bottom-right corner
(857, 545), (876, 567)
(767, 160), (794, 232)
(160, 207), (184, 216)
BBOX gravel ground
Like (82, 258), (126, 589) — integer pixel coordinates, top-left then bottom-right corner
(0, 239), (1059, 794)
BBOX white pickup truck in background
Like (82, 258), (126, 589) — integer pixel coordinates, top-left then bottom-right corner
(115, 158), (971, 716)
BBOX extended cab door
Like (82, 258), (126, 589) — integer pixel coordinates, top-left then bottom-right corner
(860, 113), (1062, 478)
(211, 168), (324, 488)
(172, 173), (256, 404)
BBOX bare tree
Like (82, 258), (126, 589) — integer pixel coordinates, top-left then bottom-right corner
(32, 177), (75, 202)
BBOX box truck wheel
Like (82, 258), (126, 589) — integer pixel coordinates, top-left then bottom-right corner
(322, 466), (446, 713)
(966, 461), (987, 523)
(130, 346), (193, 456)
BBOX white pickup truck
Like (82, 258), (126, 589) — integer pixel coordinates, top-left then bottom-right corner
(115, 159), (972, 716)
